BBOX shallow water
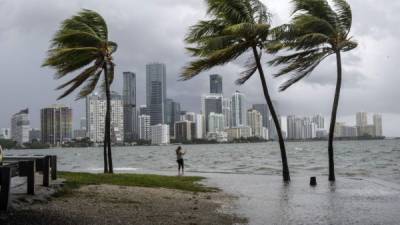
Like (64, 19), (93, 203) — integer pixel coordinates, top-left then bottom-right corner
(6, 139), (400, 184)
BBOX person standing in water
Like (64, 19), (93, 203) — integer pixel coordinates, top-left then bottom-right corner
(176, 146), (186, 175)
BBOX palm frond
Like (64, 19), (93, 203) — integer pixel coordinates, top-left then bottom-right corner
(292, 0), (338, 29)
(206, 0), (252, 24)
(77, 69), (103, 99)
(332, 0), (352, 35)
(185, 19), (226, 44)
(235, 53), (260, 85)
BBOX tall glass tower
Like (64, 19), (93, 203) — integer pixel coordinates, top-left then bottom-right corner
(123, 72), (137, 142)
(210, 74), (223, 94)
(146, 63), (167, 125)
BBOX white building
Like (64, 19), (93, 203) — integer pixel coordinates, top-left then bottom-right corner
(356, 112), (368, 127)
(208, 113), (225, 133)
(207, 131), (228, 143)
(151, 124), (170, 145)
(11, 109), (30, 145)
(287, 115), (317, 140)
(247, 109), (263, 138)
(231, 91), (246, 127)
(312, 114), (325, 129)
(373, 114), (383, 137)
(86, 92), (124, 143)
(261, 127), (269, 140)
(195, 114), (204, 139)
(225, 126), (252, 141)
(201, 94), (223, 133)
(0, 128), (11, 139)
(222, 98), (231, 128)
(138, 115), (151, 140)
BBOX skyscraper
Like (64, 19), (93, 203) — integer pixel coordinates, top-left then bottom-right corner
(138, 115), (151, 140)
(146, 63), (167, 125)
(312, 114), (325, 129)
(210, 74), (223, 94)
(151, 124), (170, 145)
(252, 104), (270, 128)
(195, 114), (204, 139)
(231, 91), (246, 127)
(356, 112), (368, 127)
(202, 94), (223, 132)
(175, 120), (196, 142)
(373, 114), (383, 137)
(11, 108), (30, 145)
(86, 92), (124, 143)
(139, 105), (150, 116)
(208, 113), (225, 133)
(41, 105), (72, 145)
(164, 99), (181, 137)
(247, 109), (263, 137)
(222, 98), (231, 128)
(123, 71), (137, 142)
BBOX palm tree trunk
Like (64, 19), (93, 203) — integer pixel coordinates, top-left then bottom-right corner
(328, 51), (342, 182)
(252, 46), (290, 182)
(103, 65), (109, 173)
(104, 63), (114, 174)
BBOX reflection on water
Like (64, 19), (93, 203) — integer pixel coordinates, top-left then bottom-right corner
(6, 139), (400, 184)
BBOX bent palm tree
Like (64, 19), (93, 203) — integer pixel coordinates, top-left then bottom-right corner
(182, 0), (290, 181)
(268, 0), (357, 181)
(43, 9), (117, 173)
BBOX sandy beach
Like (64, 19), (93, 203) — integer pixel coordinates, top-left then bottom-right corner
(0, 176), (246, 225)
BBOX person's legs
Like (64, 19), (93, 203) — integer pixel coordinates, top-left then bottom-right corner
(177, 160), (181, 175)
(181, 159), (184, 175)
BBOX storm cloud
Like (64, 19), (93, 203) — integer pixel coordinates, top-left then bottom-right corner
(0, 0), (399, 136)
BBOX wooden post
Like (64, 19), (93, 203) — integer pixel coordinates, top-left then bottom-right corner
(51, 155), (57, 180)
(310, 177), (317, 186)
(0, 167), (11, 211)
(43, 156), (50, 187)
(19, 160), (35, 195)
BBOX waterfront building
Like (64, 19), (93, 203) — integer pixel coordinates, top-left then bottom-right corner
(222, 98), (231, 128)
(231, 91), (246, 127)
(312, 114), (325, 129)
(138, 115), (151, 140)
(73, 129), (87, 140)
(151, 124), (170, 145)
(356, 112), (368, 127)
(164, 99), (181, 137)
(210, 74), (223, 94)
(0, 128), (11, 139)
(252, 104), (270, 129)
(247, 109), (263, 138)
(86, 92), (124, 143)
(80, 117), (87, 130)
(29, 128), (41, 142)
(175, 120), (196, 142)
(207, 131), (228, 143)
(195, 114), (204, 139)
(357, 125), (376, 137)
(261, 127), (269, 140)
(201, 94), (223, 132)
(146, 63), (167, 125)
(40, 105), (73, 145)
(287, 116), (317, 140)
(208, 113), (225, 133)
(335, 122), (358, 137)
(225, 126), (252, 141)
(373, 114), (383, 137)
(123, 71), (137, 142)
(11, 108), (30, 145)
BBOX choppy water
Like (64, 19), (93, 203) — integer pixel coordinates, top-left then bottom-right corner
(6, 139), (400, 184)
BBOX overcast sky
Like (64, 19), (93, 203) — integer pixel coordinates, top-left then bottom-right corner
(0, 0), (399, 136)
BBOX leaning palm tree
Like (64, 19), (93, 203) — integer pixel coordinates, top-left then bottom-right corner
(182, 0), (290, 181)
(268, 0), (357, 181)
(43, 9), (117, 173)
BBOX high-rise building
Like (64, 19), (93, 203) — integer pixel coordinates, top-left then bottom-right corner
(202, 94), (223, 132)
(151, 124), (170, 145)
(139, 105), (150, 116)
(138, 115), (151, 140)
(146, 63), (167, 125)
(0, 128), (11, 139)
(123, 71), (137, 142)
(175, 120), (196, 142)
(312, 114), (325, 129)
(252, 104), (270, 128)
(373, 114), (383, 137)
(225, 126), (252, 141)
(29, 128), (41, 142)
(231, 91), (246, 127)
(356, 112), (368, 127)
(335, 122), (358, 137)
(210, 74), (223, 94)
(164, 99), (181, 137)
(86, 92), (124, 143)
(40, 105), (73, 145)
(11, 108), (30, 145)
(195, 114), (204, 139)
(80, 117), (87, 130)
(222, 98), (231, 128)
(287, 116), (317, 140)
(247, 109), (263, 137)
(208, 113), (225, 133)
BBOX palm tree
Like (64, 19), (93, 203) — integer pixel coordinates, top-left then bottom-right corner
(43, 9), (117, 173)
(268, 0), (357, 181)
(182, 0), (290, 181)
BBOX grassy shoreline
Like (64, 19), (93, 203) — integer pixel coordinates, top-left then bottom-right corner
(57, 171), (216, 196)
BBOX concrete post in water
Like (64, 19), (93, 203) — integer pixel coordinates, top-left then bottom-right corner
(0, 167), (11, 211)
(310, 177), (317, 186)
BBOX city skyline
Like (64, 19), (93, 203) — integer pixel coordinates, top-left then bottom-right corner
(0, 0), (399, 136)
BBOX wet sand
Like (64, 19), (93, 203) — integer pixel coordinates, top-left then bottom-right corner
(0, 176), (246, 225)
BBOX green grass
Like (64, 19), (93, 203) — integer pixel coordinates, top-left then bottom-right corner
(56, 172), (216, 197)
